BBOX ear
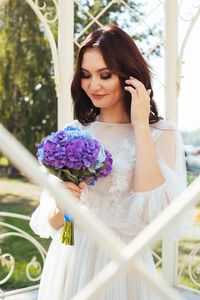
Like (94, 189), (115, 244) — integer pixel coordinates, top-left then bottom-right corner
(147, 89), (151, 95)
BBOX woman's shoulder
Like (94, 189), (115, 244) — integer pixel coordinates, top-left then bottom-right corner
(63, 119), (89, 130)
(150, 119), (179, 131)
(150, 119), (180, 143)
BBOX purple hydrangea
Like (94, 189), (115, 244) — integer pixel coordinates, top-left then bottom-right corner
(99, 150), (113, 177)
(37, 126), (112, 185)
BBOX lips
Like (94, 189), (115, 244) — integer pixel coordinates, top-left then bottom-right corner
(91, 94), (107, 99)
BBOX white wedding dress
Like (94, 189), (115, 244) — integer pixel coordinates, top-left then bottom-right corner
(30, 119), (187, 300)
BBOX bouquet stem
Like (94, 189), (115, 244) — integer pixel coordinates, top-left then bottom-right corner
(61, 215), (74, 246)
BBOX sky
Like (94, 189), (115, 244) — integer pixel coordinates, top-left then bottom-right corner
(153, 1), (200, 132)
(178, 14), (200, 131)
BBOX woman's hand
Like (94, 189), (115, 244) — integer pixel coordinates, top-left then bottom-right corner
(48, 181), (87, 230)
(61, 181), (87, 200)
(124, 77), (151, 127)
(48, 206), (65, 230)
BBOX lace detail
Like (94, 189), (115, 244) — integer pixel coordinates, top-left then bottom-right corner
(109, 138), (135, 194)
(100, 138), (135, 223)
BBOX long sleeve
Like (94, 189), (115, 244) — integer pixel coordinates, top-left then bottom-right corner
(113, 122), (190, 238)
(30, 174), (62, 239)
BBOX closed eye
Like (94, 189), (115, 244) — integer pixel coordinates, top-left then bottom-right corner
(100, 72), (112, 80)
(81, 71), (112, 80)
(81, 71), (90, 78)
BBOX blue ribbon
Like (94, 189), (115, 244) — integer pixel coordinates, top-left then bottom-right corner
(64, 213), (73, 222)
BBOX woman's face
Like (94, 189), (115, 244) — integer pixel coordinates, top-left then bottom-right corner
(81, 48), (124, 110)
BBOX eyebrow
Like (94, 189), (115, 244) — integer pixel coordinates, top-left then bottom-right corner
(81, 67), (110, 72)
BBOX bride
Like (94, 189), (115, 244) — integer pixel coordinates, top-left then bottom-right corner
(30, 24), (187, 300)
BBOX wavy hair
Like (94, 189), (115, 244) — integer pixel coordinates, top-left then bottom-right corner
(71, 24), (162, 125)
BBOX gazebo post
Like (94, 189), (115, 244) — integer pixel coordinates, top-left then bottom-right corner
(58, 0), (74, 130)
(164, 0), (178, 124)
(162, 1), (179, 286)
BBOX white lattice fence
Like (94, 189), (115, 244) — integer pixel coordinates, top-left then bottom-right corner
(0, 123), (200, 299)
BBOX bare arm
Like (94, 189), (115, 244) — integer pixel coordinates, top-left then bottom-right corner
(133, 124), (165, 192)
(124, 77), (165, 192)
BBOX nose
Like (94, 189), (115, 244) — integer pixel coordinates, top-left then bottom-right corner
(88, 77), (101, 92)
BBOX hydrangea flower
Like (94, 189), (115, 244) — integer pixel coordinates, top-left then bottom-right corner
(37, 126), (112, 185)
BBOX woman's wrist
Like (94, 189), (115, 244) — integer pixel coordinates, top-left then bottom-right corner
(48, 207), (64, 230)
(133, 123), (150, 139)
(133, 122), (149, 130)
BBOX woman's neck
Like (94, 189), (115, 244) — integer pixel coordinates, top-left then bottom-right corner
(97, 110), (130, 124)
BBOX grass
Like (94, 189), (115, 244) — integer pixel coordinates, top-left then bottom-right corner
(0, 193), (51, 291)
(187, 172), (199, 185)
(0, 177), (28, 183)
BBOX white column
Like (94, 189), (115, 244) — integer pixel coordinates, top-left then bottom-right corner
(162, 237), (178, 286)
(164, 0), (178, 124)
(58, 0), (74, 130)
(163, 0), (179, 286)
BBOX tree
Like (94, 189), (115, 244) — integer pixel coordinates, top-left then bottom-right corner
(0, 0), (57, 157)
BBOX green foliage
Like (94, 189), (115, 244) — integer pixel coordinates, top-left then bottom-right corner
(187, 172), (199, 185)
(0, 0), (57, 155)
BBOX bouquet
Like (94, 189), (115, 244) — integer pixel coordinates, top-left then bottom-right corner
(37, 125), (113, 245)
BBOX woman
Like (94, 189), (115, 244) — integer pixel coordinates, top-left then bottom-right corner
(30, 24), (187, 299)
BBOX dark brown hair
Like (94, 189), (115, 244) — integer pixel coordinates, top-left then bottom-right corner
(71, 24), (162, 125)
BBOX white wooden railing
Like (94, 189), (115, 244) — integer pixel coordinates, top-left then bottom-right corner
(0, 213), (47, 299)
(1, 213), (200, 298)
(1, 123), (200, 299)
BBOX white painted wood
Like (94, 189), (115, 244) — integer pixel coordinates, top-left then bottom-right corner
(162, 237), (178, 285)
(164, 0), (178, 124)
(177, 6), (200, 98)
(58, 0), (74, 129)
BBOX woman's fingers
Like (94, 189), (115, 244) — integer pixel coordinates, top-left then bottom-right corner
(124, 77), (151, 126)
(60, 181), (87, 200)
(62, 181), (81, 192)
(72, 191), (81, 198)
(124, 85), (137, 96)
(125, 77), (150, 99)
(79, 182), (87, 189)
